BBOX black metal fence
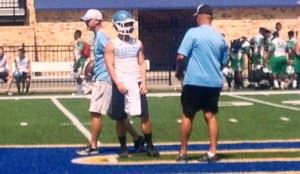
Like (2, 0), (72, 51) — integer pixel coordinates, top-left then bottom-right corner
(0, 45), (172, 91)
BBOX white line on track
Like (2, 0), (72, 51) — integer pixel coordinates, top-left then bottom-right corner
(50, 97), (101, 146)
(227, 94), (300, 111)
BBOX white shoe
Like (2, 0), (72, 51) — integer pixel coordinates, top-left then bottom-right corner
(292, 80), (297, 89)
(274, 80), (279, 89)
(280, 81), (286, 90)
(7, 92), (13, 96)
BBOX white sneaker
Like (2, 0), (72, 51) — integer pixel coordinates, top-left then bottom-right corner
(280, 81), (286, 90)
(274, 80), (279, 89)
(292, 80), (297, 89)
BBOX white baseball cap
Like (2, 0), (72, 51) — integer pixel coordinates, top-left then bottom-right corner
(80, 9), (103, 21)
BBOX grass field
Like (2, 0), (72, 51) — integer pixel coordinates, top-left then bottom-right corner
(0, 91), (300, 173)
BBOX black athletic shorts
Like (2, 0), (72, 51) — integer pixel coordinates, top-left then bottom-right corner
(108, 83), (149, 121)
(181, 85), (222, 117)
(0, 71), (8, 82)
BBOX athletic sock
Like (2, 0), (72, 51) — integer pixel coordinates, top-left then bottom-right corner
(144, 133), (153, 147)
(118, 136), (127, 148)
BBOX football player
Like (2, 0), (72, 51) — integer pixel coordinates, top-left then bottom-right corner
(268, 31), (288, 89)
(105, 10), (159, 157)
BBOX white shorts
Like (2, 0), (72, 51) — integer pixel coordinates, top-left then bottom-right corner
(89, 81), (112, 115)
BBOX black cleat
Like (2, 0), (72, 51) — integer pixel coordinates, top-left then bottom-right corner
(146, 145), (160, 157)
(76, 145), (99, 156)
(134, 135), (145, 153)
(119, 146), (128, 158)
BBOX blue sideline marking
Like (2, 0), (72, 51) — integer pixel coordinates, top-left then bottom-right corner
(1, 141), (300, 174)
(0, 147), (300, 174)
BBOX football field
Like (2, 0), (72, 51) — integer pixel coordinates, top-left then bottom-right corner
(0, 91), (300, 173)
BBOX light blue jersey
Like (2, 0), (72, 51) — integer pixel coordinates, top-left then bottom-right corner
(93, 31), (110, 82)
(178, 25), (228, 87)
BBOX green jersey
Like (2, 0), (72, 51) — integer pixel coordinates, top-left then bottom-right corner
(295, 54), (300, 73)
(231, 50), (243, 71)
(287, 37), (296, 59)
(251, 34), (264, 66)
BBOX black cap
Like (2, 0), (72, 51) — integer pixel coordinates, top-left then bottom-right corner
(193, 4), (213, 16)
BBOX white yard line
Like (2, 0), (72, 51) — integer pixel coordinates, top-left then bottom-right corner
(1, 139), (300, 148)
(0, 90), (299, 100)
(50, 97), (101, 146)
(228, 94), (300, 111)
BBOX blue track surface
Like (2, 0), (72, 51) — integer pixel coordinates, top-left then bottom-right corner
(1, 141), (300, 174)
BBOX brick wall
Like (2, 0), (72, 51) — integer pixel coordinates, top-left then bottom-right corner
(0, 0), (299, 48)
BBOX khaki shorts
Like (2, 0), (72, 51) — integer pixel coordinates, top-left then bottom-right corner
(89, 81), (112, 115)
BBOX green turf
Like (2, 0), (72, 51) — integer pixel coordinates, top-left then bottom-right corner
(59, 98), (120, 143)
(60, 95), (300, 144)
(245, 94), (300, 105)
(0, 100), (86, 145)
(119, 151), (300, 162)
(0, 94), (299, 145)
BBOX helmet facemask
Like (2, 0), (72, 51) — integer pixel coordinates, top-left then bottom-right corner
(113, 18), (135, 36)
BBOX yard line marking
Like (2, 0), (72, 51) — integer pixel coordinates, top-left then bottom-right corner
(227, 94), (300, 111)
(280, 117), (290, 122)
(0, 90), (299, 100)
(1, 140), (300, 148)
(282, 100), (300, 105)
(220, 101), (253, 106)
(229, 118), (238, 123)
(60, 122), (90, 126)
(50, 97), (101, 146)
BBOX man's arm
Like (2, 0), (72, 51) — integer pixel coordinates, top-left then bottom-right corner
(138, 43), (147, 95)
(296, 16), (300, 55)
(6, 54), (12, 77)
(175, 54), (185, 81)
(104, 42), (127, 94)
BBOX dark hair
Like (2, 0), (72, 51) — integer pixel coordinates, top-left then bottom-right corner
(288, 30), (294, 37)
(74, 30), (82, 37)
(0, 46), (3, 51)
(259, 27), (265, 34)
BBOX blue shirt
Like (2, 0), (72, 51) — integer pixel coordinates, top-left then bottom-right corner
(178, 25), (228, 87)
(93, 31), (111, 82)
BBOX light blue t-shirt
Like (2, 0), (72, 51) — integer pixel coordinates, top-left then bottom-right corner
(93, 31), (111, 82)
(178, 25), (228, 87)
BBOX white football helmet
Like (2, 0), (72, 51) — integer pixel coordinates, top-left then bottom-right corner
(112, 10), (135, 35)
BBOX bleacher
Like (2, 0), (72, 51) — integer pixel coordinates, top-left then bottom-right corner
(0, 0), (26, 24)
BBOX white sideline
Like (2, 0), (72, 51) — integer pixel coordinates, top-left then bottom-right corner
(0, 90), (299, 100)
(1, 139), (300, 148)
(228, 94), (300, 111)
(50, 97), (101, 146)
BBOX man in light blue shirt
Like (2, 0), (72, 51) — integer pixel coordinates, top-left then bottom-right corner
(176, 4), (228, 162)
(76, 9), (112, 156)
